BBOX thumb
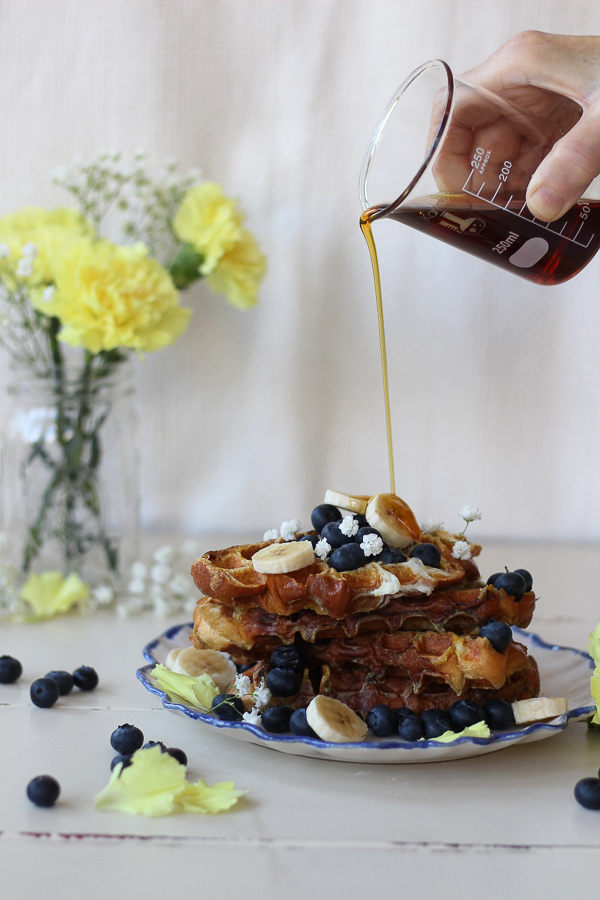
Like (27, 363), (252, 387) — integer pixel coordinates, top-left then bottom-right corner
(526, 111), (600, 221)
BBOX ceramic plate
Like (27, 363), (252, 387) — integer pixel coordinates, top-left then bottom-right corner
(137, 624), (594, 764)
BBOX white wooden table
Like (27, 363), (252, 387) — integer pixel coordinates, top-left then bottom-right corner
(1, 538), (599, 899)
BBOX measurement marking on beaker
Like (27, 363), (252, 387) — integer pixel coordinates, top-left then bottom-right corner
(491, 184), (502, 202)
(560, 222), (567, 234)
(519, 200), (527, 214)
(504, 195), (513, 209)
(574, 220), (586, 241)
(476, 181), (485, 196)
(463, 169), (475, 190)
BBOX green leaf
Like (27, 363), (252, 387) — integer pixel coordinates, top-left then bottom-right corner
(168, 243), (205, 290)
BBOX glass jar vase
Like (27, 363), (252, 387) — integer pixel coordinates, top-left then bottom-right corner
(0, 358), (140, 584)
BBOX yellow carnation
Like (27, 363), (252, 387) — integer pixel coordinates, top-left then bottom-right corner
(32, 238), (191, 354)
(0, 207), (93, 285)
(172, 182), (244, 275)
(20, 571), (90, 619)
(207, 226), (266, 310)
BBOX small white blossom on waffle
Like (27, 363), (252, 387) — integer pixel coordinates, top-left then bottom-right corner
(452, 540), (472, 561)
(234, 673), (252, 696)
(280, 519), (302, 541)
(421, 518), (444, 535)
(361, 533), (383, 557)
(242, 707), (262, 726)
(459, 505), (482, 523)
(339, 515), (359, 537)
(315, 537), (331, 560)
(253, 680), (272, 709)
(263, 528), (279, 541)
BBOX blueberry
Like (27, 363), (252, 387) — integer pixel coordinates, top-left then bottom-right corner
(166, 747), (188, 766)
(493, 571), (527, 599)
(366, 704), (397, 737)
(210, 693), (245, 721)
(448, 700), (485, 731)
(311, 504), (342, 534)
(376, 548), (407, 564)
(298, 534), (318, 549)
(265, 667), (301, 697)
(421, 709), (453, 739)
(238, 663), (254, 673)
(479, 620), (513, 653)
(356, 526), (382, 545)
(397, 714), (424, 741)
(0, 655), (22, 684)
(270, 645), (307, 673)
(110, 723), (145, 755)
(30, 677), (60, 708)
(354, 514), (369, 528)
(26, 775), (60, 807)
(575, 777), (600, 810)
(486, 572), (502, 586)
(328, 543), (365, 572)
(289, 708), (317, 737)
(44, 670), (73, 696)
(483, 698), (515, 730)
(262, 705), (294, 733)
(321, 521), (355, 549)
(111, 753), (133, 772)
(409, 543), (442, 568)
(72, 665), (99, 691)
(514, 568), (533, 592)
(143, 740), (167, 751)
(395, 706), (413, 722)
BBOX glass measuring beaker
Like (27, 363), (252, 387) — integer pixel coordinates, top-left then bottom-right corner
(359, 60), (600, 285)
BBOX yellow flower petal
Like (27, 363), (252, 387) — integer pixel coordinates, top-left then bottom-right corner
(20, 570), (89, 618)
(94, 746), (186, 816)
(207, 226), (266, 310)
(430, 721), (491, 743)
(173, 183), (244, 275)
(178, 779), (246, 814)
(151, 664), (219, 710)
(588, 625), (600, 668)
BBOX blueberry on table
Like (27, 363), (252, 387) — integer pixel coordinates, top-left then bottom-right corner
(0, 655), (22, 684)
(514, 568), (533, 592)
(448, 700), (485, 731)
(483, 698), (515, 731)
(166, 747), (188, 766)
(311, 504), (342, 534)
(210, 693), (245, 721)
(142, 740), (167, 751)
(321, 521), (355, 550)
(328, 543), (365, 572)
(397, 714), (424, 742)
(366, 704), (397, 737)
(575, 777), (600, 810)
(44, 670), (74, 695)
(26, 775), (60, 807)
(30, 677), (60, 709)
(421, 709), (453, 739)
(479, 620), (513, 653)
(493, 572), (527, 599)
(262, 705), (294, 733)
(270, 644), (307, 673)
(409, 543), (442, 568)
(298, 534), (319, 549)
(111, 753), (133, 772)
(110, 723), (145, 755)
(289, 708), (318, 737)
(72, 666), (99, 691)
(265, 667), (301, 698)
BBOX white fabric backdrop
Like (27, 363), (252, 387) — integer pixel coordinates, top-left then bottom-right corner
(1, 0), (600, 543)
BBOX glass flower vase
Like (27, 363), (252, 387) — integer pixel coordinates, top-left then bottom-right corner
(0, 359), (140, 584)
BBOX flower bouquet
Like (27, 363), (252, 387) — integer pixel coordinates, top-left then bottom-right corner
(0, 151), (266, 601)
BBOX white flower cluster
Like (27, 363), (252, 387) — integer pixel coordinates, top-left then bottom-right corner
(421, 518), (444, 535)
(234, 675), (272, 727)
(459, 505), (482, 524)
(263, 519), (303, 542)
(117, 540), (201, 618)
(339, 515), (359, 538)
(452, 540), (472, 561)
(360, 533), (383, 557)
(315, 537), (331, 560)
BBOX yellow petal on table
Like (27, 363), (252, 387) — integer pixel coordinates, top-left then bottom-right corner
(20, 570), (89, 618)
(94, 746), (186, 817)
(150, 664), (219, 710)
(178, 779), (246, 814)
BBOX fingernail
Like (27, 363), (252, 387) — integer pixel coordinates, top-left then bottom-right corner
(526, 185), (567, 221)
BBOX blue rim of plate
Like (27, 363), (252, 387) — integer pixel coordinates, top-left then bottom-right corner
(137, 623), (595, 752)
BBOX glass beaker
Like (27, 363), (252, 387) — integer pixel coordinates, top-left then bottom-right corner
(359, 59), (600, 285)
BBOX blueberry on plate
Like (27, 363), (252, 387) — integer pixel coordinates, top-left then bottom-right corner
(289, 708), (318, 737)
(321, 521), (355, 549)
(262, 705), (294, 733)
(575, 777), (600, 810)
(483, 698), (515, 731)
(395, 706), (413, 722)
(298, 534), (319, 549)
(409, 543), (441, 568)
(311, 504), (342, 534)
(479, 620), (513, 653)
(448, 700), (485, 731)
(366, 704), (397, 737)
(421, 709), (453, 739)
(265, 667), (301, 698)
(493, 571), (526, 599)
(514, 568), (533, 592)
(0, 655), (22, 684)
(328, 543), (365, 572)
(210, 693), (245, 721)
(270, 644), (307, 673)
(111, 753), (133, 772)
(166, 747), (188, 766)
(376, 548), (407, 564)
(44, 670), (74, 695)
(110, 723), (145, 755)
(72, 665), (99, 691)
(26, 775), (60, 807)
(30, 677), (60, 709)
(397, 714), (424, 742)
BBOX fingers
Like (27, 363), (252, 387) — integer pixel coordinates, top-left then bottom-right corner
(526, 110), (600, 220)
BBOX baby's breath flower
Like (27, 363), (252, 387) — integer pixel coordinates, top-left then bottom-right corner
(263, 528), (279, 541)
(41, 285), (56, 304)
(280, 519), (301, 541)
(234, 673), (252, 696)
(339, 515), (359, 537)
(128, 577), (146, 595)
(92, 584), (115, 606)
(0, 243), (10, 258)
(16, 257), (34, 278)
(421, 518), (444, 535)
(150, 564), (171, 585)
(253, 680), (271, 709)
(21, 242), (38, 258)
(315, 538), (331, 560)
(361, 533), (383, 557)
(242, 708), (262, 726)
(169, 574), (189, 596)
(181, 539), (200, 557)
(452, 540), (472, 561)
(153, 545), (175, 564)
(130, 561), (147, 580)
(459, 505), (482, 523)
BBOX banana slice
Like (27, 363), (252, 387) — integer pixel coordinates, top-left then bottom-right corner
(323, 490), (370, 515)
(252, 540), (315, 574)
(306, 695), (368, 743)
(511, 697), (568, 724)
(170, 647), (237, 691)
(165, 648), (182, 670)
(365, 493), (421, 549)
